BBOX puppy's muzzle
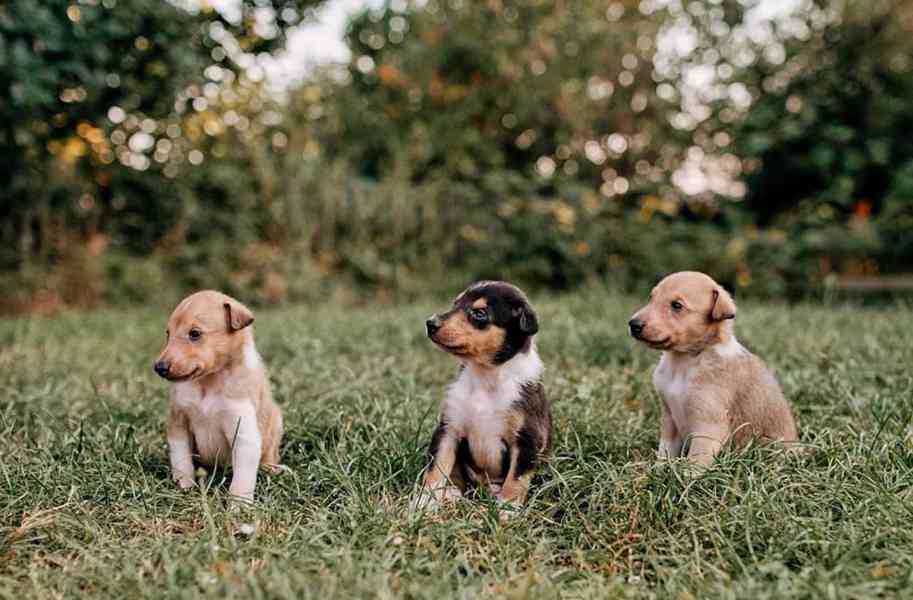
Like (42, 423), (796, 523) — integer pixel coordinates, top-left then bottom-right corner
(426, 316), (442, 337)
(154, 361), (171, 379)
(628, 318), (645, 338)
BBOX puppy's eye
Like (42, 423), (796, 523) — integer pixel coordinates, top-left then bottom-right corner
(469, 308), (488, 323)
(671, 301), (684, 311)
(188, 328), (202, 341)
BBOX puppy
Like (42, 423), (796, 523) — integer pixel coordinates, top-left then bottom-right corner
(628, 271), (797, 466)
(154, 290), (283, 502)
(415, 281), (551, 511)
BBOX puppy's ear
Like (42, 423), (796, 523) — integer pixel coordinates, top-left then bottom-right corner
(223, 300), (255, 331)
(710, 288), (736, 321)
(514, 303), (539, 335)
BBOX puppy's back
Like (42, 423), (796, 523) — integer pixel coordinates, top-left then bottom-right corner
(693, 345), (798, 446)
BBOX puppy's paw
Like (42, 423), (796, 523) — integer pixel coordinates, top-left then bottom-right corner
(496, 499), (522, 523)
(656, 441), (681, 461)
(680, 460), (711, 479)
(227, 493), (255, 512)
(261, 463), (292, 475)
(173, 473), (197, 490)
(410, 485), (461, 514)
(235, 522), (257, 536)
(409, 490), (438, 514)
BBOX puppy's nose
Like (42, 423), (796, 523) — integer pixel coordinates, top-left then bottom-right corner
(154, 361), (171, 379)
(425, 316), (441, 337)
(628, 318), (645, 337)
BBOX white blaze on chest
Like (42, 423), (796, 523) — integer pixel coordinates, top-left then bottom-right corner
(653, 354), (691, 431)
(443, 344), (543, 475)
(174, 379), (256, 466)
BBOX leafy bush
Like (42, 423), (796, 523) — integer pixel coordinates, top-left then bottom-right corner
(1, 0), (912, 314)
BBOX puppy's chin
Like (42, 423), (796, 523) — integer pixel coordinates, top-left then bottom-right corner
(634, 334), (673, 351)
(166, 367), (203, 382)
(429, 335), (467, 356)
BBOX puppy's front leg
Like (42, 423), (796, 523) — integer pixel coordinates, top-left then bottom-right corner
(686, 422), (729, 468)
(686, 392), (730, 468)
(413, 422), (461, 511)
(657, 406), (683, 460)
(167, 405), (196, 489)
(497, 462), (531, 506)
(497, 428), (540, 507)
(224, 407), (263, 502)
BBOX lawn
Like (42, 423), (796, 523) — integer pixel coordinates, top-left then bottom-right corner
(1, 291), (912, 599)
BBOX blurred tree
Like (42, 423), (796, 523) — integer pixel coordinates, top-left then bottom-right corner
(296, 0), (691, 287)
(332, 0), (677, 190)
(730, 0), (913, 225)
(0, 0), (322, 271)
(4, 0), (913, 312)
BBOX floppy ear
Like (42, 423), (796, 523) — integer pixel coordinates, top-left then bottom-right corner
(514, 304), (539, 335)
(223, 300), (255, 331)
(710, 288), (736, 321)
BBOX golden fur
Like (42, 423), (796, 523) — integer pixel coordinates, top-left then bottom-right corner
(630, 271), (798, 466)
(155, 290), (283, 501)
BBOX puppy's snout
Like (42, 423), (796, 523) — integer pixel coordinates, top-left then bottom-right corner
(425, 316), (442, 337)
(628, 318), (645, 337)
(154, 361), (171, 379)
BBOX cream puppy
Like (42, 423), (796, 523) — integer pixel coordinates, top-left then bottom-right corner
(154, 290), (283, 502)
(628, 272), (797, 466)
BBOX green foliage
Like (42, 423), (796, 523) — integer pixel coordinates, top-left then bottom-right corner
(2, 0), (913, 313)
(0, 0), (321, 270)
(332, 0), (675, 189)
(2, 294), (913, 597)
(732, 1), (913, 225)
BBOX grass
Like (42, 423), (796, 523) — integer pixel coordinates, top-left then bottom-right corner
(1, 290), (913, 599)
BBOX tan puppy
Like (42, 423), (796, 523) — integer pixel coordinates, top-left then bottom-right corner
(154, 290), (283, 502)
(628, 272), (797, 466)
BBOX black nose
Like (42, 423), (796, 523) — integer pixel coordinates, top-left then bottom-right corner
(628, 319), (644, 336)
(425, 317), (441, 337)
(154, 361), (171, 378)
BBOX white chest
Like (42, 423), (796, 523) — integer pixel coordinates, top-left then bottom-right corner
(653, 356), (692, 432)
(445, 373), (513, 469)
(442, 349), (542, 477)
(174, 382), (246, 465)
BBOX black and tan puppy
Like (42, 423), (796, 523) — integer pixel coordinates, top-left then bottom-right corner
(413, 281), (551, 511)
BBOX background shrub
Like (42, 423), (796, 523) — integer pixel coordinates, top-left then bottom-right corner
(1, 0), (912, 313)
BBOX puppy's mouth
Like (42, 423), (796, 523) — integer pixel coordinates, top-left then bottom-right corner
(167, 367), (202, 382)
(430, 338), (469, 356)
(634, 334), (672, 350)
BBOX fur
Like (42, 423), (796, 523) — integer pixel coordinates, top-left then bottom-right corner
(155, 290), (283, 502)
(415, 281), (551, 511)
(629, 271), (798, 465)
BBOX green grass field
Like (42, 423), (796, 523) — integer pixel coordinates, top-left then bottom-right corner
(2, 292), (912, 599)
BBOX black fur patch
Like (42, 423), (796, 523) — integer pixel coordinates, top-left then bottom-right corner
(518, 381), (551, 451)
(511, 381), (551, 477)
(456, 437), (480, 483)
(456, 281), (539, 364)
(499, 441), (512, 480)
(515, 426), (541, 477)
(428, 420), (447, 460)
